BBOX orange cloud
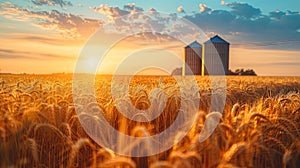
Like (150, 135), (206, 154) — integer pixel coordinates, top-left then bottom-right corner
(177, 6), (185, 13)
(0, 2), (102, 39)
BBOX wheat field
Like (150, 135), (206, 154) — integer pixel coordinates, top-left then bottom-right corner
(0, 74), (299, 168)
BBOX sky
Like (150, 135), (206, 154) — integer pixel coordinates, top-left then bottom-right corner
(0, 0), (299, 76)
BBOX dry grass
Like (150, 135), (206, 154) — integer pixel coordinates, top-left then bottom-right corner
(0, 74), (299, 167)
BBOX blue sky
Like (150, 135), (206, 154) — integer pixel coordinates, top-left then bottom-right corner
(54, 0), (300, 16)
(1, 0), (299, 45)
(48, 0), (300, 14)
(0, 0), (299, 75)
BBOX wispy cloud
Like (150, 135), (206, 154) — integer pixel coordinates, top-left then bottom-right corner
(31, 0), (72, 7)
(4, 33), (83, 46)
(0, 48), (73, 60)
(226, 2), (261, 18)
(0, 2), (102, 39)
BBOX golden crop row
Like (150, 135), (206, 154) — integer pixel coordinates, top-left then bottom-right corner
(0, 74), (299, 167)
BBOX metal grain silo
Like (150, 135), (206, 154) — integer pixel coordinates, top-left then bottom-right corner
(184, 41), (202, 75)
(203, 35), (229, 76)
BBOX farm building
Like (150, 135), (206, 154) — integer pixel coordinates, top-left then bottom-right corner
(183, 35), (230, 76)
(184, 41), (202, 75)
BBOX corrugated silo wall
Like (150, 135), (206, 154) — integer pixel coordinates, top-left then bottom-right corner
(204, 43), (229, 75)
(185, 47), (202, 75)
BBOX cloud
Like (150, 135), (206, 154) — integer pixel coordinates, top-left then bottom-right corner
(91, 3), (145, 20)
(90, 4), (187, 42)
(186, 10), (235, 34)
(103, 12), (165, 34)
(31, 0), (72, 7)
(100, 11), (205, 45)
(3, 2), (298, 51)
(0, 2), (102, 38)
(226, 2), (261, 18)
(148, 8), (157, 14)
(199, 4), (211, 13)
(90, 5), (183, 39)
(90, 4), (130, 19)
(123, 3), (135, 11)
(90, 4), (197, 44)
(0, 48), (73, 60)
(5, 33), (83, 46)
(177, 6), (185, 13)
(91, 4), (206, 44)
(269, 10), (286, 20)
(184, 3), (300, 50)
(123, 3), (144, 13)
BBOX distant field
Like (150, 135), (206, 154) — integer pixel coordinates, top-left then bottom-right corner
(0, 75), (299, 167)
